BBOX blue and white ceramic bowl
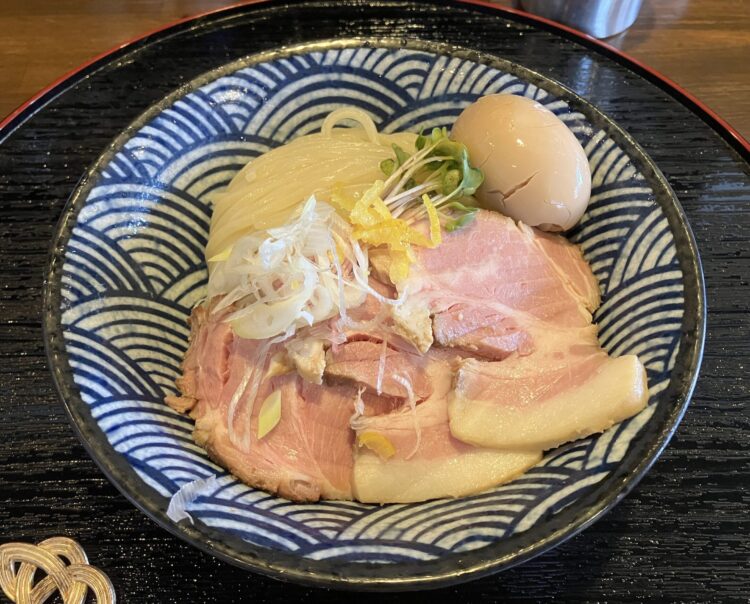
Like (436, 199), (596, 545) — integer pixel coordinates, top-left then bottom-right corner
(44, 40), (704, 589)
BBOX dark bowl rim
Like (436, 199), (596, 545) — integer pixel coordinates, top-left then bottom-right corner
(37, 9), (707, 594)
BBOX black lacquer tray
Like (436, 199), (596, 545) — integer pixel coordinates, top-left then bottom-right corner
(1, 1), (747, 600)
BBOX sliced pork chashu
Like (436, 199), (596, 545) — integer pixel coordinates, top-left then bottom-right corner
(167, 304), (355, 501)
(351, 350), (541, 503)
(450, 343), (648, 451)
(405, 210), (648, 451)
(325, 339), (433, 400)
(167, 210), (649, 503)
(407, 211), (601, 330)
(354, 441), (541, 504)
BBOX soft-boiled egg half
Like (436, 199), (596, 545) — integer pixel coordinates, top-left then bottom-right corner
(452, 94), (591, 231)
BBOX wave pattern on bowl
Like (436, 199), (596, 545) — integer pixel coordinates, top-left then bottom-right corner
(59, 47), (683, 562)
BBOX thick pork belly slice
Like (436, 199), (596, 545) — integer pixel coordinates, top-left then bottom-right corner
(354, 446), (540, 504)
(168, 303), (356, 501)
(449, 350), (649, 451)
(409, 210), (600, 328)
(352, 352), (541, 503)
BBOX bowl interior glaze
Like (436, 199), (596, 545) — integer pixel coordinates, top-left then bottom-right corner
(45, 40), (703, 589)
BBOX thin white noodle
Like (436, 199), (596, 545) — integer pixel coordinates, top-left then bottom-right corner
(302, 320), (347, 345)
(321, 107), (380, 144)
(386, 333), (423, 355)
(207, 111), (416, 261)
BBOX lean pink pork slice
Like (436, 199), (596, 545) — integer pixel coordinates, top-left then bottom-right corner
(166, 304), (355, 501)
(407, 211), (601, 333)
(351, 350), (541, 503)
(325, 340), (433, 400)
(404, 210), (648, 450)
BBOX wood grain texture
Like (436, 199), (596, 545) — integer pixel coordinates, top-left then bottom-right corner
(1, 0), (749, 140)
(0, 1), (748, 602)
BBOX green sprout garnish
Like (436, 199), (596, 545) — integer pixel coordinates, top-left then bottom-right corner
(379, 158), (395, 177)
(415, 127), (450, 151)
(442, 201), (479, 231)
(377, 126), (484, 231)
(392, 143), (410, 168)
(442, 169), (460, 195)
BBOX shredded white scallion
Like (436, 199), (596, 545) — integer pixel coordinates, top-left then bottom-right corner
(225, 366), (254, 450)
(239, 328), (293, 452)
(393, 373), (421, 460)
(349, 238), (408, 308)
(376, 337), (388, 395)
(166, 475), (220, 524)
(328, 232), (350, 327)
(349, 386), (367, 430)
(225, 327), (295, 452)
(208, 196), (402, 341)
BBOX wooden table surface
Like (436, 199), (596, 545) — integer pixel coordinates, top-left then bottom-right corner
(1, 0), (749, 140)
